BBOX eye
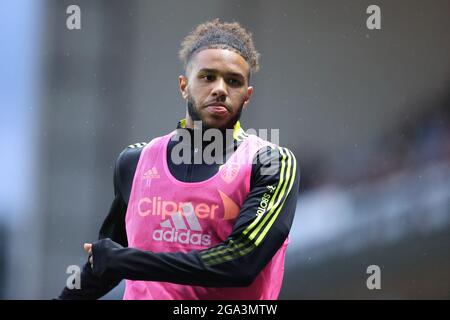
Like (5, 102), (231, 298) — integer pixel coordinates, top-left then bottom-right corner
(201, 74), (215, 81)
(227, 78), (242, 86)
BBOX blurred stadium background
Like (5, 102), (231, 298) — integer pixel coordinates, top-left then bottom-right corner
(0, 0), (449, 299)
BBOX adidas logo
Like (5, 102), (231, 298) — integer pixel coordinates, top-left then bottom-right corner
(152, 207), (211, 246)
(143, 166), (160, 179)
(128, 142), (147, 149)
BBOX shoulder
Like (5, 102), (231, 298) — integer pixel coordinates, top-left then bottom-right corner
(253, 143), (298, 169)
(114, 141), (148, 185)
(251, 143), (300, 186)
(243, 134), (296, 164)
(116, 141), (147, 167)
(115, 133), (169, 172)
(126, 142), (148, 149)
(112, 142), (148, 201)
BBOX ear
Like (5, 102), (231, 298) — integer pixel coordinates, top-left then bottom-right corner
(243, 86), (254, 109)
(179, 75), (188, 100)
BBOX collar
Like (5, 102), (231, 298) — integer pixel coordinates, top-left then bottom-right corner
(176, 118), (247, 142)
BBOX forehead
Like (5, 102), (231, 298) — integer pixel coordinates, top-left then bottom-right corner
(189, 48), (250, 75)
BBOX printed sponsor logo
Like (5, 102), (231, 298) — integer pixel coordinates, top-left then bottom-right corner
(138, 198), (219, 220)
(220, 162), (240, 184)
(143, 166), (160, 179)
(138, 193), (240, 221)
(152, 209), (211, 246)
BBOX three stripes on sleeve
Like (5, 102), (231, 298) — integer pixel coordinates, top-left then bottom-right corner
(200, 146), (297, 267)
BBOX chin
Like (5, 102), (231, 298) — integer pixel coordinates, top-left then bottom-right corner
(198, 115), (225, 129)
(202, 120), (225, 130)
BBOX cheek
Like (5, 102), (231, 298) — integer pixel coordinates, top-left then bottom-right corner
(188, 85), (208, 102)
(231, 91), (248, 105)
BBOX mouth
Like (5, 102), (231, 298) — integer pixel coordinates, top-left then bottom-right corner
(204, 103), (229, 116)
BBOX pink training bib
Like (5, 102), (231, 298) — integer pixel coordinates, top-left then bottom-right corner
(123, 129), (289, 300)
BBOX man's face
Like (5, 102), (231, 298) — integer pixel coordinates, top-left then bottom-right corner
(179, 49), (253, 130)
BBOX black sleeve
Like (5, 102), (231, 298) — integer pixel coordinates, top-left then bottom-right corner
(57, 146), (141, 299)
(91, 146), (300, 287)
(98, 145), (145, 247)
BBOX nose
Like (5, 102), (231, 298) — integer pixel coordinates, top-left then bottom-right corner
(211, 78), (228, 101)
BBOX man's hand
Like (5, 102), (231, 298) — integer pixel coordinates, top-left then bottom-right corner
(84, 238), (124, 278)
(84, 243), (93, 269)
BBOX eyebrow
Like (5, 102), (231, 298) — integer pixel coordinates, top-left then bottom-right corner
(197, 68), (245, 79)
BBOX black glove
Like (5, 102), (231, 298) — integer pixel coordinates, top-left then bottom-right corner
(91, 238), (124, 279)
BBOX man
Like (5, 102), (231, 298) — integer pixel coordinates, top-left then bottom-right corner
(58, 19), (300, 300)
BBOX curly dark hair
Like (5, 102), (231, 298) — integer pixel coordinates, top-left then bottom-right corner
(179, 19), (260, 76)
